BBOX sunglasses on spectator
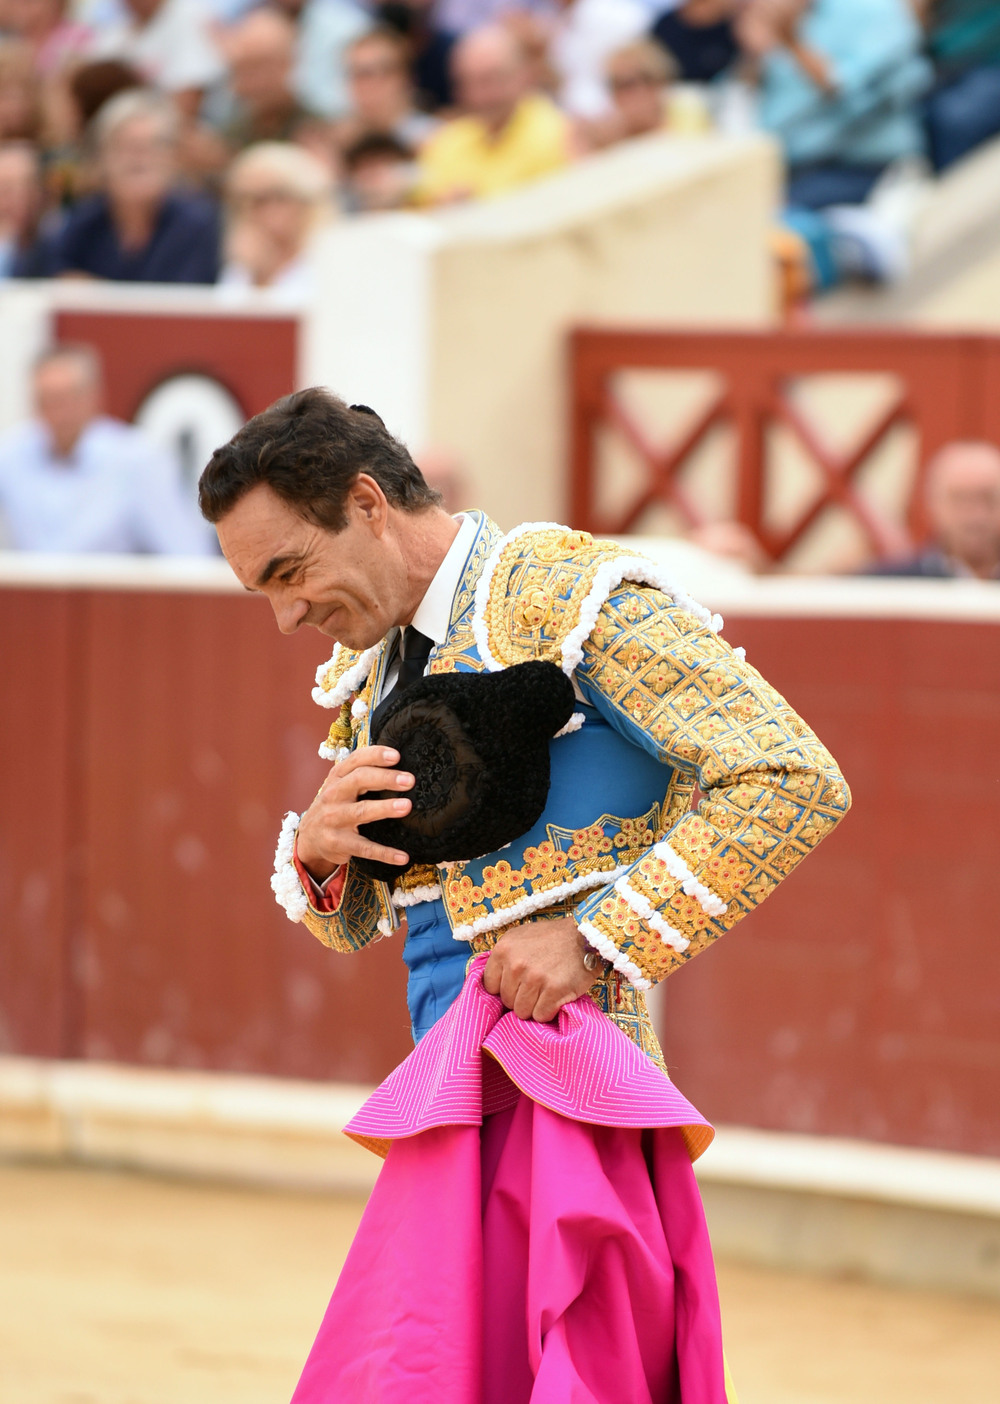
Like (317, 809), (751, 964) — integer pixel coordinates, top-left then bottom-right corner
(609, 72), (661, 92)
(230, 188), (302, 208)
(349, 60), (404, 80)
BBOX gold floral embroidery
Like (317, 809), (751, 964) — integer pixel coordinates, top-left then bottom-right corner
(446, 873), (487, 924)
(396, 863), (439, 893)
(517, 588), (554, 630)
(441, 808), (658, 930)
(520, 841), (570, 886)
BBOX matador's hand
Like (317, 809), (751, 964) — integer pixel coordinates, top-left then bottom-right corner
(296, 745), (414, 881)
(483, 916), (600, 1024)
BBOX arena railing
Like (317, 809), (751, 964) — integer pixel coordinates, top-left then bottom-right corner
(568, 327), (1000, 565)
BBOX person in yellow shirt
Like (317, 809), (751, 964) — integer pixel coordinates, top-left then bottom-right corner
(416, 25), (572, 204)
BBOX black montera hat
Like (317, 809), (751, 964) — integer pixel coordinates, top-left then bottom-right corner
(354, 660), (575, 882)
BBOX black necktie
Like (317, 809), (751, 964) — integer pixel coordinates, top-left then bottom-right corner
(393, 626), (433, 696)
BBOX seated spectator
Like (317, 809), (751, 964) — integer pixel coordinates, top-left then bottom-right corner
(3, 0), (92, 76)
(208, 10), (327, 150)
(343, 130), (416, 210)
(268, 0), (371, 122)
(739, 0), (932, 288)
(923, 0), (1000, 171)
(0, 344), (211, 553)
(44, 88), (220, 282)
(579, 36), (717, 151)
(374, 0), (456, 111)
(0, 39), (47, 142)
(91, 0), (224, 116)
(601, 38), (677, 141)
(42, 58), (145, 207)
(417, 24), (571, 203)
(336, 26), (439, 153)
(0, 139), (45, 274)
(219, 140), (334, 294)
(651, 0), (740, 85)
(738, 0), (931, 211)
(867, 441), (1000, 580)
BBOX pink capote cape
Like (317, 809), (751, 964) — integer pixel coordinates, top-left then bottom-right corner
(292, 956), (730, 1404)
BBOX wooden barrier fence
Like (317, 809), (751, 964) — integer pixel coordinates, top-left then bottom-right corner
(569, 328), (1000, 563)
(1, 570), (999, 1156)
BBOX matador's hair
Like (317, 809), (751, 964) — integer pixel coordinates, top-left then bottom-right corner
(198, 386), (441, 529)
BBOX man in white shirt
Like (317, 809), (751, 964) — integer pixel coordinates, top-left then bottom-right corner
(0, 345), (213, 554)
(93, 0), (225, 108)
(198, 387), (847, 1401)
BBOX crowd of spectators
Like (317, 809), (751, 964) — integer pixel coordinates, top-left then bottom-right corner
(0, 0), (999, 295)
(3, 0), (1000, 561)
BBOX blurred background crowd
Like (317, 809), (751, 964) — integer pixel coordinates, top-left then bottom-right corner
(1, 0), (999, 296)
(2, 0), (1000, 574)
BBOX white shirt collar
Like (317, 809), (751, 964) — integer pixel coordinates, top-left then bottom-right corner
(410, 512), (477, 645)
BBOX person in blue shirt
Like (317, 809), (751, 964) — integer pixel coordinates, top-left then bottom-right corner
(737, 0), (931, 288)
(44, 88), (220, 283)
(739, 0), (931, 210)
(0, 344), (213, 554)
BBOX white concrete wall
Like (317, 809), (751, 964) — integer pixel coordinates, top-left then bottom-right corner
(307, 134), (780, 528)
(0, 135), (779, 532)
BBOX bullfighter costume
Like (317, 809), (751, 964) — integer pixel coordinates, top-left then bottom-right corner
(270, 511), (851, 1403)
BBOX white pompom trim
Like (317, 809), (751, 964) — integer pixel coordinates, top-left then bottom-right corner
(561, 555), (721, 676)
(392, 884), (442, 908)
(312, 644), (379, 710)
(554, 711), (585, 738)
(318, 741), (350, 761)
(471, 521), (723, 678)
(613, 875), (690, 951)
(270, 811), (308, 923)
(651, 840), (727, 918)
(449, 862), (633, 940)
(578, 918), (651, 990)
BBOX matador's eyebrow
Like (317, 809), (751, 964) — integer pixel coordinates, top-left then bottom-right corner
(252, 553), (304, 589)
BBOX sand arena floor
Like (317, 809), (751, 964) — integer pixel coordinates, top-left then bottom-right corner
(1, 1162), (998, 1404)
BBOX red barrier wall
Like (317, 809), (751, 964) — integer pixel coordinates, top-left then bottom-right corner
(53, 310), (297, 421)
(1, 584), (998, 1154)
(658, 613), (1000, 1158)
(0, 586), (413, 1085)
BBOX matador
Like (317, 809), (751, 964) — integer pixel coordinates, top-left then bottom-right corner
(200, 386), (851, 1404)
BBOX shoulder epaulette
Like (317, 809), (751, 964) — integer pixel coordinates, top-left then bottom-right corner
(472, 521), (722, 675)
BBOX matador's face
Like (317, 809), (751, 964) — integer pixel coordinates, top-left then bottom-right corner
(216, 479), (408, 650)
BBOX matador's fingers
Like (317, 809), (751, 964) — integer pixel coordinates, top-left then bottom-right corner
(352, 795), (412, 826)
(333, 766), (414, 798)
(344, 834), (410, 866)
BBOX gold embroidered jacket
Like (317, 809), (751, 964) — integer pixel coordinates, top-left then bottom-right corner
(294, 512), (851, 1066)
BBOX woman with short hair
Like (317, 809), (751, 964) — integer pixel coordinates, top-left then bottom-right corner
(218, 140), (336, 299)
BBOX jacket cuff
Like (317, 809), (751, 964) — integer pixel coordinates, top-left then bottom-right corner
(293, 844), (347, 913)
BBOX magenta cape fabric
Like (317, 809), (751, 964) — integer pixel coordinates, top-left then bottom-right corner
(291, 957), (729, 1404)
